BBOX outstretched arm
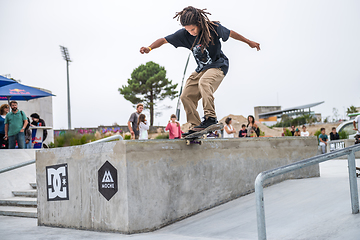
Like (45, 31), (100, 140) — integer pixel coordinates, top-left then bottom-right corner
(229, 30), (260, 51)
(140, 38), (168, 54)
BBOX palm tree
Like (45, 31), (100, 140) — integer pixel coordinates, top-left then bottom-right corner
(346, 105), (358, 115)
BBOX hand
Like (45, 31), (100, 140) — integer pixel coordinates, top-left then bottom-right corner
(130, 130), (134, 135)
(354, 128), (358, 131)
(26, 140), (30, 144)
(248, 41), (260, 51)
(20, 128), (24, 132)
(4, 135), (7, 140)
(140, 47), (151, 54)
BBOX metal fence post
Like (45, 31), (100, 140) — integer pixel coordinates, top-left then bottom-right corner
(347, 150), (359, 214)
(255, 174), (267, 240)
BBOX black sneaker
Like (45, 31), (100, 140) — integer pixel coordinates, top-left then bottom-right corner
(193, 117), (217, 131)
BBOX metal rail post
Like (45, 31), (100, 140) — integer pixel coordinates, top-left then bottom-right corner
(255, 174), (266, 240)
(347, 150), (359, 214)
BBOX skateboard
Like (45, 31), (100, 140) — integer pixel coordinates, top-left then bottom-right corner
(184, 123), (223, 145)
(356, 167), (360, 178)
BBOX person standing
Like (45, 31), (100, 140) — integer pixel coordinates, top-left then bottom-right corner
(165, 114), (183, 139)
(246, 115), (260, 137)
(300, 125), (309, 136)
(223, 117), (236, 138)
(4, 101), (28, 149)
(140, 6), (260, 136)
(318, 127), (328, 154)
(0, 104), (10, 149)
(294, 128), (300, 136)
(290, 126), (295, 136)
(330, 127), (339, 140)
(239, 124), (247, 138)
(127, 103), (144, 140)
(30, 113), (47, 142)
(137, 114), (149, 140)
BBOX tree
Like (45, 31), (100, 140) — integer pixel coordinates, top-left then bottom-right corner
(346, 105), (358, 115)
(119, 61), (178, 126)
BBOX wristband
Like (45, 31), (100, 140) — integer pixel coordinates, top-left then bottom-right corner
(148, 47), (152, 51)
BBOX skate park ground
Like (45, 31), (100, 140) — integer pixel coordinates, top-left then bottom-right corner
(1, 159), (360, 240)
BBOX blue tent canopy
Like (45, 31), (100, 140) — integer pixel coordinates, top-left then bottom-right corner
(0, 75), (16, 87)
(0, 82), (55, 102)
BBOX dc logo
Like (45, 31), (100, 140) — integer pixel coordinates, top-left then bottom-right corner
(46, 163), (69, 201)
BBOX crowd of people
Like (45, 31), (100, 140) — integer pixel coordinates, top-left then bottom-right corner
(0, 101), (47, 149)
(126, 104), (360, 156)
(127, 103), (263, 140)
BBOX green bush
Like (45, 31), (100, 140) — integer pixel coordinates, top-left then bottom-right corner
(284, 129), (292, 136)
(48, 142), (55, 148)
(314, 130), (321, 139)
(155, 133), (169, 139)
(339, 131), (349, 139)
(54, 132), (95, 147)
(124, 134), (131, 140)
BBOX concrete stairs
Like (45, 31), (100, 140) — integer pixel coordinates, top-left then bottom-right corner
(0, 183), (37, 218)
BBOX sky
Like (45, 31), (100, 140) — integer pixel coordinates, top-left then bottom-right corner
(1, 0), (359, 129)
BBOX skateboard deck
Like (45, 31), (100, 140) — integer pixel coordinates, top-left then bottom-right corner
(184, 123), (224, 145)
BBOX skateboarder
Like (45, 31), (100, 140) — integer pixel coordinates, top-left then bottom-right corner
(140, 6), (260, 135)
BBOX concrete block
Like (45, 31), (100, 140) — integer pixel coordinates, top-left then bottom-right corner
(36, 137), (319, 233)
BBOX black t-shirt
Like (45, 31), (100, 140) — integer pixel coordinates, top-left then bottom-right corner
(165, 23), (231, 75)
(330, 132), (339, 141)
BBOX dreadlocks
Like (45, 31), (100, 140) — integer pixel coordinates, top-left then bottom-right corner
(174, 6), (218, 52)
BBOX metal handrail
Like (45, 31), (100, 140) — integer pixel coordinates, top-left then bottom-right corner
(255, 144), (360, 240)
(0, 159), (36, 174)
(85, 134), (123, 145)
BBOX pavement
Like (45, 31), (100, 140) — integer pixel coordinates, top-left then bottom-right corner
(1, 159), (360, 240)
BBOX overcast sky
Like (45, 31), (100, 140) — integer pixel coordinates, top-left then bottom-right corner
(1, 0), (359, 129)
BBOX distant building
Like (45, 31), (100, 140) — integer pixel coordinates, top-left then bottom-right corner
(254, 106), (281, 125)
(255, 101), (324, 125)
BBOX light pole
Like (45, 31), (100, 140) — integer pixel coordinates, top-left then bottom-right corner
(176, 53), (191, 121)
(60, 45), (72, 129)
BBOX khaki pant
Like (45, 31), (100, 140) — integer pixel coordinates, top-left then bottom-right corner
(180, 68), (225, 127)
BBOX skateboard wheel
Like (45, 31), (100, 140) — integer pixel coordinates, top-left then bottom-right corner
(202, 134), (207, 139)
(186, 140), (190, 145)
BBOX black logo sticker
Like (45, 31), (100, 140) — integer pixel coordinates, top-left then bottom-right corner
(46, 163), (69, 201)
(98, 161), (118, 201)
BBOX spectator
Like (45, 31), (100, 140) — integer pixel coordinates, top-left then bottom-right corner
(4, 101), (28, 149)
(354, 115), (360, 144)
(128, 103), (144, 140)
(30, 113), (47, 142)
(137, 114), (149, 140)
(223, 117), (236, 138)
(246, 115), (260, 137)
(281, 127), (287, 137)
(24, 117), (32, 149)
(294, 128), (300, 136)
(318, 127), (328, 154)
(353, 115), (360, 135)
(165, 114), (183, 139)
(239, 124), (247, 138)
(0, 104), (10, 149)
(290, 125), (295, 136)
(300, 125), (309, 136)
(330, 127), (339, 141)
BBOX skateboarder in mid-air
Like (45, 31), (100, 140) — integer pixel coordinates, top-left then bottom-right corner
(140, 6), (260, 136)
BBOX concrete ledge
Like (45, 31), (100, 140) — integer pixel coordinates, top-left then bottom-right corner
(36, 137), (319, 234)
